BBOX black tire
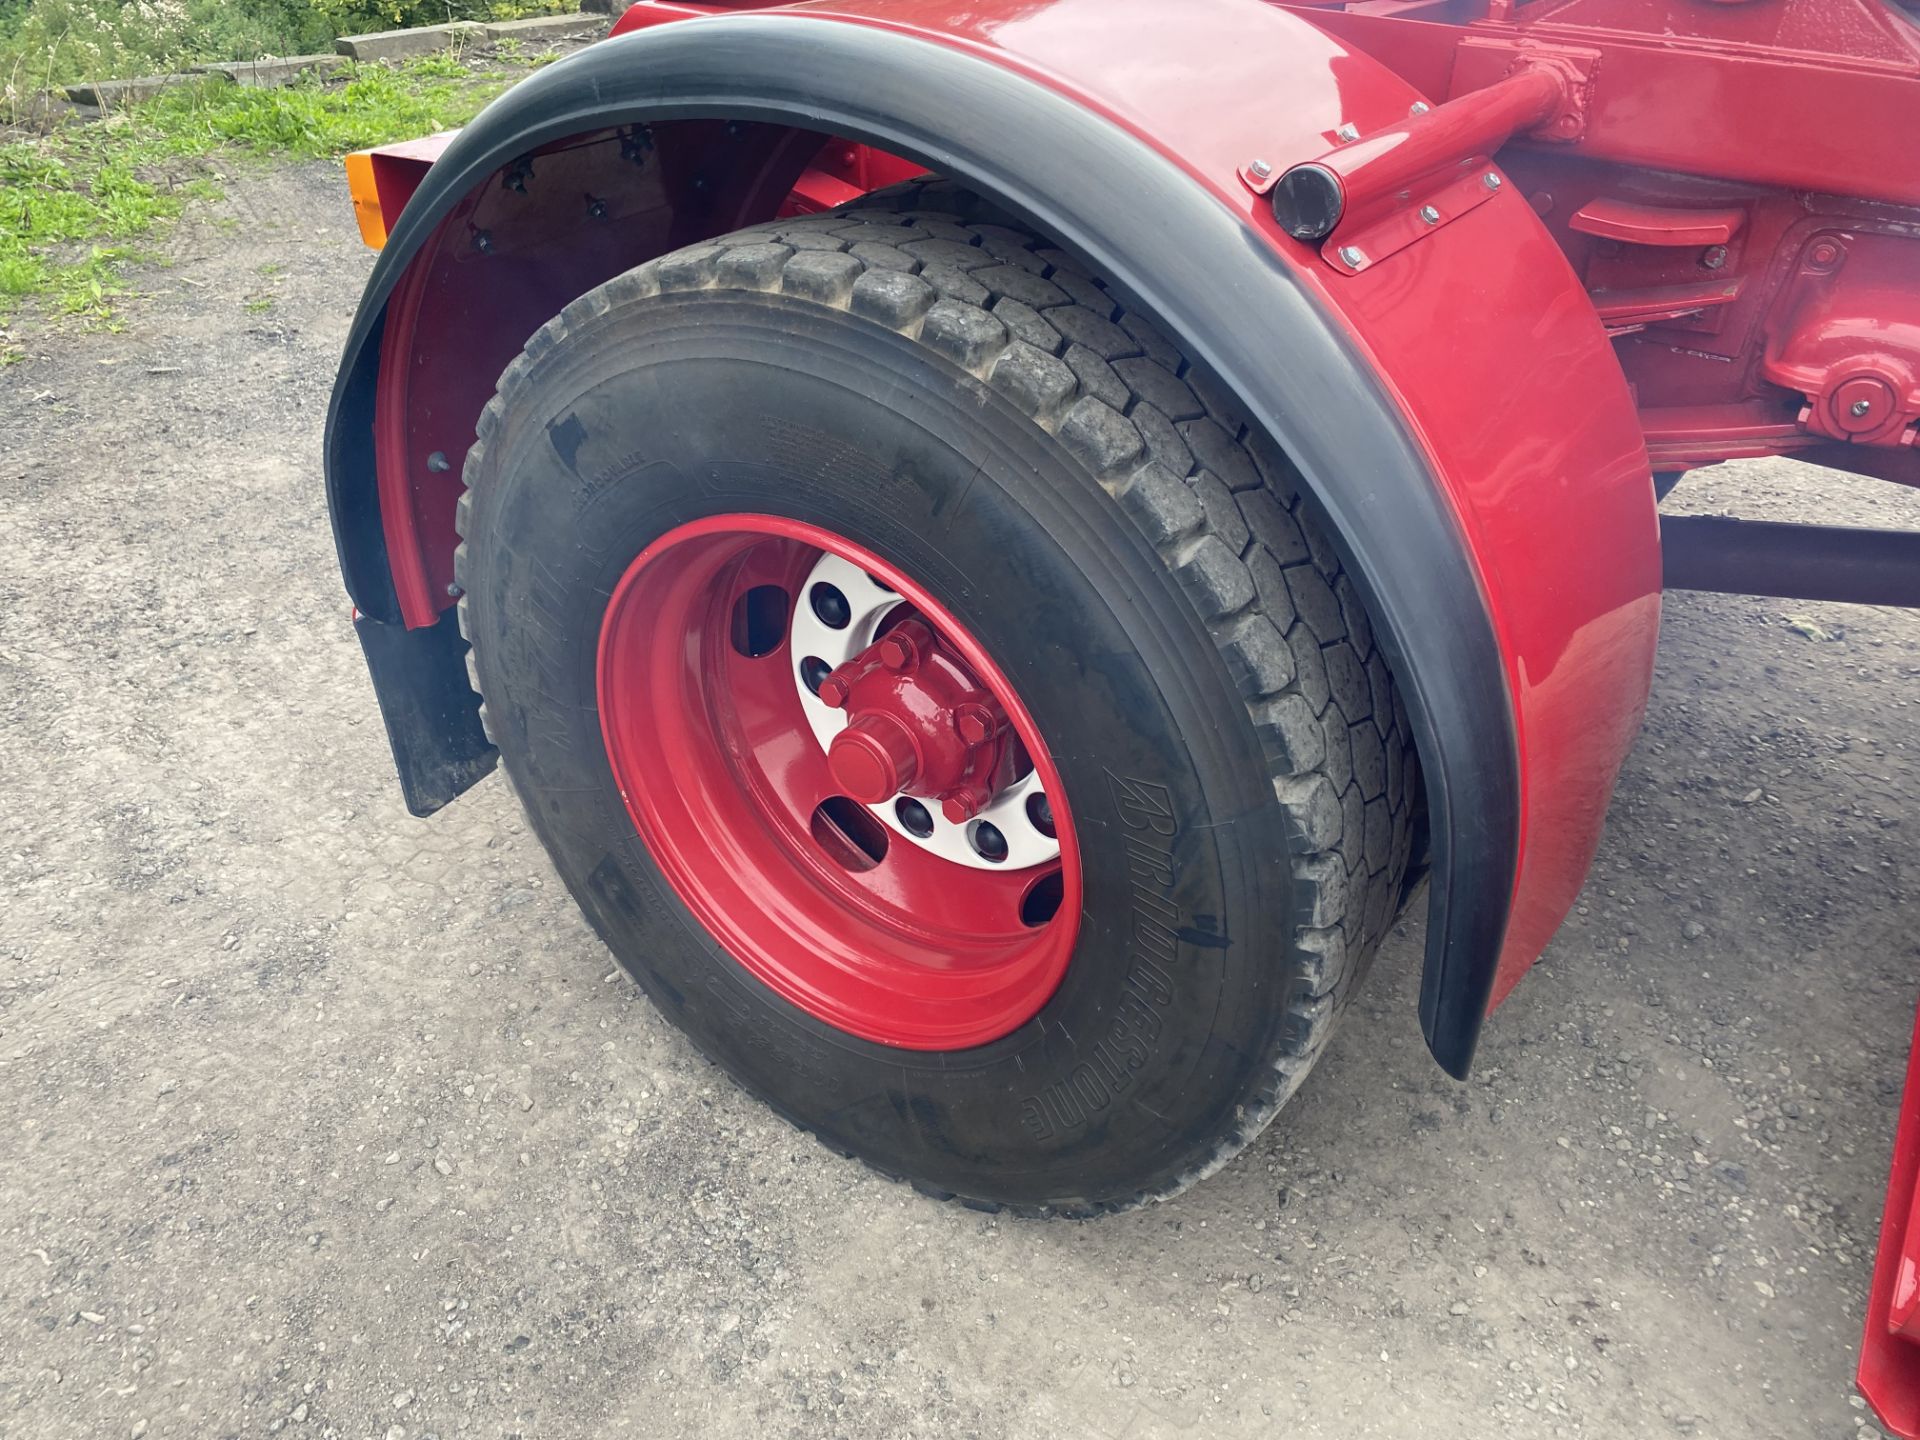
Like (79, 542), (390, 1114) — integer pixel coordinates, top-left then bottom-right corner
(454, 180), (1419, 1215)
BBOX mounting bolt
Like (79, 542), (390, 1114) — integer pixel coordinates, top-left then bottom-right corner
(446, 582), (463, 599)
(472, 230), (494, 255)
(1335, 122), (1361, 143)
(877, 632), (920, 671)
(1337, 245), (1366, 268)
(1851, 398), (1875, 418)
(941, 786), (991, 825)
(426, 451), (450, 473)
(955, 704), (995, 746)
(1419, 205), (1441, 225)
(814, 664), (852, 710)
(1701, 245), (1729, 270)
(586, 195), (609, 221)
(1483, 172), (1503, 192)
(1409, 101), (1431, 116)
(1249, 158), (1273, 180)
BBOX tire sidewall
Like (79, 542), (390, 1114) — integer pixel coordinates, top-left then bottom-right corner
(465, 293), (1301, 1210)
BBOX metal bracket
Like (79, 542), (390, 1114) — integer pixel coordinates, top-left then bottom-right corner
(1261, 63), (1563, 269)
(1321, 165), (1506, 275)
(1451, 38), (1601, 143)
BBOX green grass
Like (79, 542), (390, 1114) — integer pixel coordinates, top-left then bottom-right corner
(0, 54), (513, 324)
(137, 52), (497, 158)
(0, 0), (572, 92)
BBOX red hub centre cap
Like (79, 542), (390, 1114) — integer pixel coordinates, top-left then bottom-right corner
(595, 515), (1080, 1050)
(815, 617), (1010, 821)
(828, 713), (921, 803)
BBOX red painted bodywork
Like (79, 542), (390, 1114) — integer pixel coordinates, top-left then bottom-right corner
(1296, 0), (1920, 487)
(1863, 1008), (1920, 1437)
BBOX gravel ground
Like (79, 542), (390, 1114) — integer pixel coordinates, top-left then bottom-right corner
(2, 159), (1917, 1440)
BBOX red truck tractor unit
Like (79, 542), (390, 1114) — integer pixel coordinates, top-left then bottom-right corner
(322, 0), (1920, 1422)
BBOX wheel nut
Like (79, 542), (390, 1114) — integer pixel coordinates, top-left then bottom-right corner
(876, 618), (933, 671)
(941, 785), (991, 825)
(894, 796), (934, 838)
(816, 671), (851, 708)
(1026, 790), (1055, 839)
(801, 656), (836, 700)
(955, 704), (995, 746)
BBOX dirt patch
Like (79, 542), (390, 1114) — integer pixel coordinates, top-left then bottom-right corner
(1, 158), (1916, 1439)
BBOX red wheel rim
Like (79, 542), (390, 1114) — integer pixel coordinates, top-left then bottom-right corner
(596, 515), (1082, 1049)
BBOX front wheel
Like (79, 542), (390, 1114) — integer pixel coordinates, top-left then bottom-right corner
(454, 182), (1418, 1215)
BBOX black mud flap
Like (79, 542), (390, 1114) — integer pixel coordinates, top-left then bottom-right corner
(354, 607), (497, 817)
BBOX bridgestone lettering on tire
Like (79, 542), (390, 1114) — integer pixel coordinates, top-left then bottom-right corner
(453, 179), (1420, 1215)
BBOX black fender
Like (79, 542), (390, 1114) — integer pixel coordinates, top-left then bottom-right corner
(322, 13), (1520, 1076)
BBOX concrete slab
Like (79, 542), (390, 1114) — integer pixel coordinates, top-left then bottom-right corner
(61, 73), (203, 107)
(334, 21), (484, 62)
(482, 13), (600, 40)
(20, 88), (96, 124)
(193, 54), (348, 88)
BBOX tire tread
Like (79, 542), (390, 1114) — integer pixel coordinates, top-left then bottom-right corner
(455, 178), (1421, 1216)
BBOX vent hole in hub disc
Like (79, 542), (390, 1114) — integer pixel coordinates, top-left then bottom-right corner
(1020, 870), (1064, 928)
(730, 584), (790, 658)
(894, 796), (935, 838)
(811, 796), (890, 872)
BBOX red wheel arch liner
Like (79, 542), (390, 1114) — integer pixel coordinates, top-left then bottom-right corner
(371, 244), (441, 627)
(321, 0), (1659, 1074)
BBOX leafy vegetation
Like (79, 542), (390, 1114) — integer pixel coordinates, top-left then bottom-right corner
(0, 0), (565, 94)
(0, 53), (517, 323)
(0, 0), (579, 332)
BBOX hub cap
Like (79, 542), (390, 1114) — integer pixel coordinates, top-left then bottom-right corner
(596, 516), (1080, 1049)
(788, 551), (1061, 872)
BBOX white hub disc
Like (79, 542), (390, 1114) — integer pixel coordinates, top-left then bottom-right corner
(788, 551), (1060, 872)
